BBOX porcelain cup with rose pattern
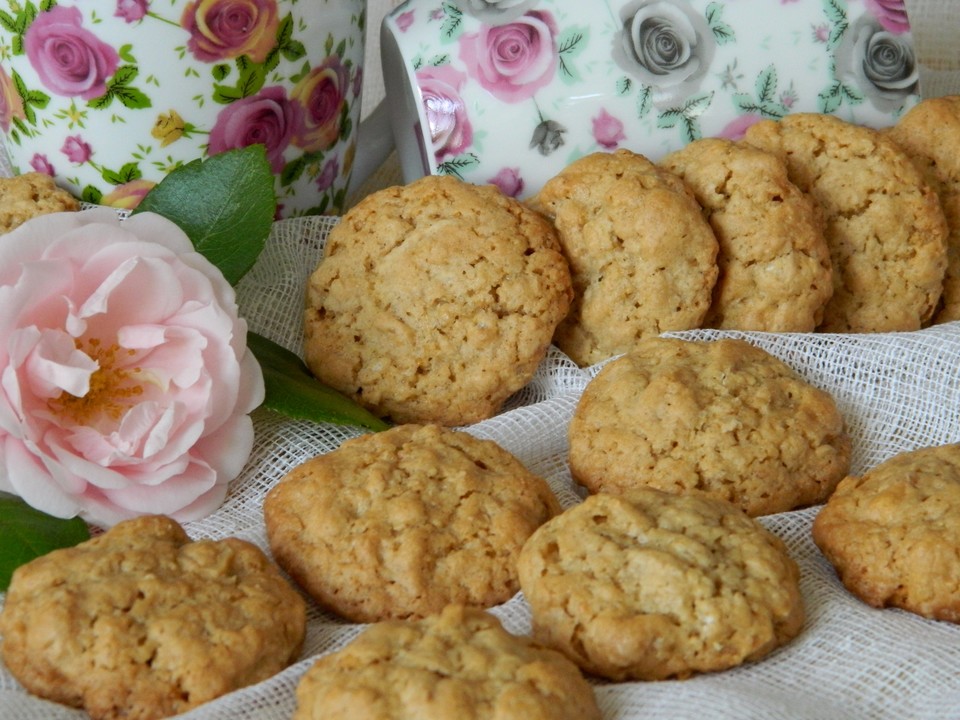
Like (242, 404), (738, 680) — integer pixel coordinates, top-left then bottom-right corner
(379, 0), (922, 199)
(0, 0), (393, 217)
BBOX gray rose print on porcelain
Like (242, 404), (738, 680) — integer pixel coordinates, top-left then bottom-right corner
(381, 0), (921, 200)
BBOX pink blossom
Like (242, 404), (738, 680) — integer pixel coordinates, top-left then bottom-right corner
(396, 10), (415, 32)
(865, 0), (911, 34)
(290, 57), (349, 153)
(416, 65), (473, 159)
(487, 167), (524, 198)
(316, 156), (339, 192)
(29, 154), (55, 175)
(0, 64), (25, 133)
(459, 10), (558, 103)
(115, 0), (149, 23)
(180, 0), (279, 63)
(812, 23), (830, 44)
(61, 135), (92, 164)
(717, 113), (763, 141)
(0, 208), (264, 526)
(208, 86), (295, 173)
(592, 109), (625, 149)
(24, 5), (120, 100)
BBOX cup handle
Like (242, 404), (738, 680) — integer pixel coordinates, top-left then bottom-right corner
(350, 99), (395, 193)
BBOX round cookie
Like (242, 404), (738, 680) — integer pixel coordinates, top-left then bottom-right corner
(887, 95), (960, 323)
(0, 515), (306, 720)
(743, 112), (947, 333)
(812, 443), (960, 622)
(568, 337), (851, 517)
(303, 174), (573, 426)
(264, 423), (561, 623)
(660, 137), (833, 331)
(526, 149), (719, 367)
(517, 489), (805, 681)
(293, 604), (601, 720)
(0, 172), (79, 234)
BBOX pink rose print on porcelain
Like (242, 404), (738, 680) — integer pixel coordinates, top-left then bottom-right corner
(0, 64), (24, 133)
(290, 57), (350, 153)
(61, 135), (92, 164)
(487, 167), (524, 198)
(23, 5), (120, 100)
(417, 65), (473, 159)
(115, 0), (150, 23)
(592, 109), (626, 149)
(866, 0), (911, 33)
(459, 10), (559, 103)
(208, 85), (295, 173)
(29, 154), (55, 176)
(180, 0), (279, 63)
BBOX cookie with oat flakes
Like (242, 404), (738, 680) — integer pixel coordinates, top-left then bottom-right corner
(0, 172), (79, 234)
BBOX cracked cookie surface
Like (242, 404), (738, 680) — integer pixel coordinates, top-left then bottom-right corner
(744, 112), (947, 332)
(0, 172), (79, 233)
(887, 95), (960, 324)
(293, 604), (601, 720)
(264, 424), (561, 623)
(303, 174), (572, 426)
(0, 515), (306, 720)
(660, 137), (833, 331)
(813, 442), (960, 622)
(526, 149), (719, 367)
(568, 337), (851, 516)
(517, 489), (805, 681)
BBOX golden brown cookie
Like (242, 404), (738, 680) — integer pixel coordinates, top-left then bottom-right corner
(743, 113), (947, 332)
(526, 149), (719, 367)
(0, 172), (79, 233)
(568, 337), (851, 516)
(887, 96), (960, 323)
(303, 174), (572, 426)
(812, 443), (960, 622)
(517, 489), (805, 681)
(0, 515), (306, 720)
(264, 424), (561, 623)
(660, 137), (833, 331)
(293, 604), (601, 720)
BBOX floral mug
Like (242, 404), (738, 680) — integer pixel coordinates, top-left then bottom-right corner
(379, 0), (922, 199)
(0, 0), (374, 217)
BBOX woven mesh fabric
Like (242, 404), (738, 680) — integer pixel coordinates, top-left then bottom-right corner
(4, 214), (960, 719)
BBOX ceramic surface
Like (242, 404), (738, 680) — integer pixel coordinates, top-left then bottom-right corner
(0, 0), (367, 216)
(381, 0), (921, 198)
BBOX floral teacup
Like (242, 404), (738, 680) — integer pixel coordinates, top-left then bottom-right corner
(0, 0), (368, 217)
(380, 0), (921, 199)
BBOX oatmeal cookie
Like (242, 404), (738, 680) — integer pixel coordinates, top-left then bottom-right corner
(887, 95), (960, 323)
(526, 149), (719, 366)
(517, 489), (805, 681)
(568, 337), (851, 516)
(812, 443), (960, 622)
(293, 604), (601, 720)
(264, 423), (561, 623)
(660, 137), (833, 331)
(0, 172), (79, 233)
(0, 515), (306, 720)
(303, 174), (572, 426)
(744, 113), (947, 332)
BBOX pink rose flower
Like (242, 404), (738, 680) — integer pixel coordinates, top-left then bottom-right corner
(316, 156), (339, 192)
(0, 64), (25, 133)
(29, 154), (55, 175)
(0, 208), (264, 526)
(717, 113), (763, 140)
(24, 5), (120, 100)
(101, 179), (157, 210)
(61, 135), (92, 164)
(416, 65), (473, 159)
(487, 167), (524, 198)
(180, 0), (279, 63)
(459, 10), (558, 103)
(116, 0), (149, 23)
(396, 10), (415, 32)
(592, 109), (625, 149)
(290, 57), (349, 153)
(866, 0), (911, 34)
(208, 86), (295, 173)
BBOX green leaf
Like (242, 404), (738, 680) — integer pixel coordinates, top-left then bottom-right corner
(0, 493), (90, 591)
(247, 333), (390, 431)
(113, 85), (152, 109)
(132, 145), (276, 286)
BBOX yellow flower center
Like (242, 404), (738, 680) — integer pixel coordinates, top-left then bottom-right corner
(50, 338), (143, 426)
